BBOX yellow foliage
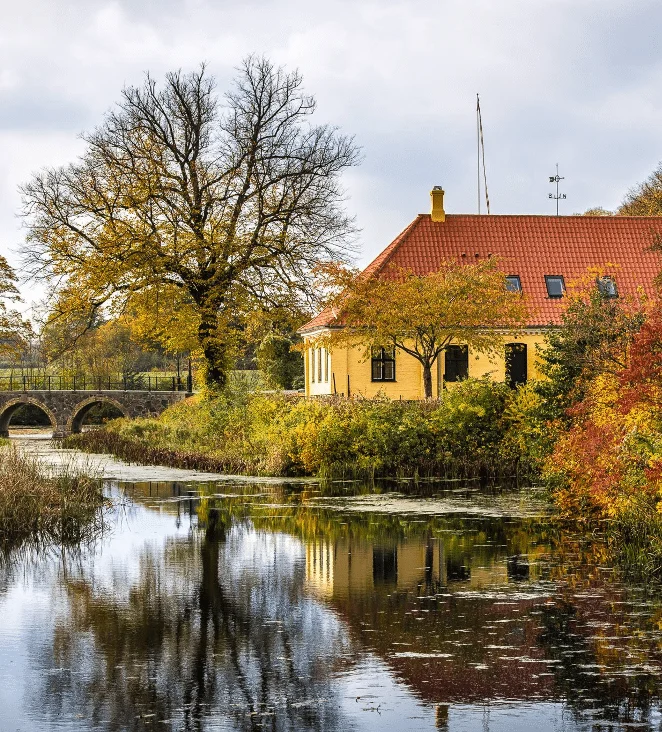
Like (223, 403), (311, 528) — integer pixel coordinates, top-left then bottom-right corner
(315, 259), (530, 398)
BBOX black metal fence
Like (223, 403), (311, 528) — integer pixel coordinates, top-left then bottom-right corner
(0, 375), (193, 392)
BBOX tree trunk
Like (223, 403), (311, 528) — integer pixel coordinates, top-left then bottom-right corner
(423, 362), (433, 399)
(197, 304), (229, 390)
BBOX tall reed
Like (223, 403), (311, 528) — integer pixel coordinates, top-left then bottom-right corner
(0, 446), (105, 551)
(609, 496), (662, 581)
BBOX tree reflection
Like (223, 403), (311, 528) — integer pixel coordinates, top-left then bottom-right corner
(22, 481), (662, 730)
(37, 507), (354, 731)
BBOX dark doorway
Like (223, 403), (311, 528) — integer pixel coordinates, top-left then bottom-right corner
(505, 343), (527, 388)
(444, 345), (469, 382)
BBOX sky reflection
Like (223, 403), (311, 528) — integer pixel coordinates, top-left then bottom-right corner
(1, 475), (662, 730)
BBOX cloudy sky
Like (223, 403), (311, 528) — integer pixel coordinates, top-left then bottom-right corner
(2, 0), (662, 309)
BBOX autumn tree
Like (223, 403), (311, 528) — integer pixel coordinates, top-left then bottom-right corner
(320, 259), (529, 398)
(40, 316), (162, 381)
(619, 162), (662, 215)
(0, 255), (33, 362)
(618, 307), (662, 410)
(21, 58), (359, 389)
(121, 286), (200, 359)
(581, 207), (613, 216)
(543, 308), (662, 522)
(536, 268), (645, 420)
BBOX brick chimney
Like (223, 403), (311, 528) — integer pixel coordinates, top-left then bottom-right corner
(430, 186), (446, 222)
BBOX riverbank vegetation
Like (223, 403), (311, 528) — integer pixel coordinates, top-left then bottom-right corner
(533, 274), (662, 578)
(542, 307), (662, 577)
(66, 378), (543, 480)
(0, 447), (105, 552)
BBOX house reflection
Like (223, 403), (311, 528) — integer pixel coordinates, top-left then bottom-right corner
(304, 532), (539, 601)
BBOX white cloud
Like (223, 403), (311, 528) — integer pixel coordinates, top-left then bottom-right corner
(1, 0), (662, 301)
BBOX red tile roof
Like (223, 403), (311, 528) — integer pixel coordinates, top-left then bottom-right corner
(300, 214), (662, 331)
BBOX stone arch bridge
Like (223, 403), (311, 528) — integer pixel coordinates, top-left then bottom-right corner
(0, 388), (190, 438)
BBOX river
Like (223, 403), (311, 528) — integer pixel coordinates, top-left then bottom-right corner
(1, 437), (662, 731)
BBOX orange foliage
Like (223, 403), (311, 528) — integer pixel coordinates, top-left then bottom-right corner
(547, 306), (662, 519)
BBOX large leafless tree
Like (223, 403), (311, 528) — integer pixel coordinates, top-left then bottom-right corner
(21, 57), (359, 387)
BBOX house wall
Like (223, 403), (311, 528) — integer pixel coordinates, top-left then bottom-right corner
(303, 329), (549, 398)
(463, 331), (547, 383)
(303, 534), (541, 600)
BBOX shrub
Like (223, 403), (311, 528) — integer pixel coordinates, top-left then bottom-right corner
(67, 378), (539, 480)
(256, 332), (304, 390)
(543, 312), (662, 521)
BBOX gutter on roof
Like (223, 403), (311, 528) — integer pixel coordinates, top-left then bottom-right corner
(297, 324), (345, 336)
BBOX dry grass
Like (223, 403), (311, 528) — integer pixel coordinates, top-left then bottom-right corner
(65, 430), (239, 474)
(0, 445), (106, 551)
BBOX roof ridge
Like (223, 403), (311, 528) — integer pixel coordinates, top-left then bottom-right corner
(419, 213), (662, 220)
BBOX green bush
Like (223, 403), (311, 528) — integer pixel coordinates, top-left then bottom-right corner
(255, 332), (304, 390)
(68, 378), (543, 479)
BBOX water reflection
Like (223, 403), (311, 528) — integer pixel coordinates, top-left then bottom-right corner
(37, 523), (352, 728)
(2, 476), (662, 730)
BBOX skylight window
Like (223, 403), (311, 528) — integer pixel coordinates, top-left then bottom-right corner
(545, 275), (565, 298)
(597, 276), (618, 298)
(505, 275), (522, 293)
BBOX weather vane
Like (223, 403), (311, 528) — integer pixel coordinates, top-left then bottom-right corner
(549, 163), (566, 216)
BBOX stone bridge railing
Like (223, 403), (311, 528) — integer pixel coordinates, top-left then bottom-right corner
(0, 388), (191, 438)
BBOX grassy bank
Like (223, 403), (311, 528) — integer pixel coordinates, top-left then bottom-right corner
(64, 378), (544, 480)
(0, 446), (105, 551)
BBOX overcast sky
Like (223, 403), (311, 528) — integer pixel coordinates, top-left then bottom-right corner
(2, 0), (662, 310)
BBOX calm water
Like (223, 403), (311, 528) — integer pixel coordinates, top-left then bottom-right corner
(2, 441), (662, 731)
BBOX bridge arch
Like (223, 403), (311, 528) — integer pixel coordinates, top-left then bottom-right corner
(0, 397), (57, 437)
(67, 396), (129, 435)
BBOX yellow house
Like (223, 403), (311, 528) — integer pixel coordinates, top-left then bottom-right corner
(299, 188), (662, 399)
(305, 535), (511, 599)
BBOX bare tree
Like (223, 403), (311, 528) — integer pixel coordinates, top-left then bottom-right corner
(21, 57), (359, 388)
